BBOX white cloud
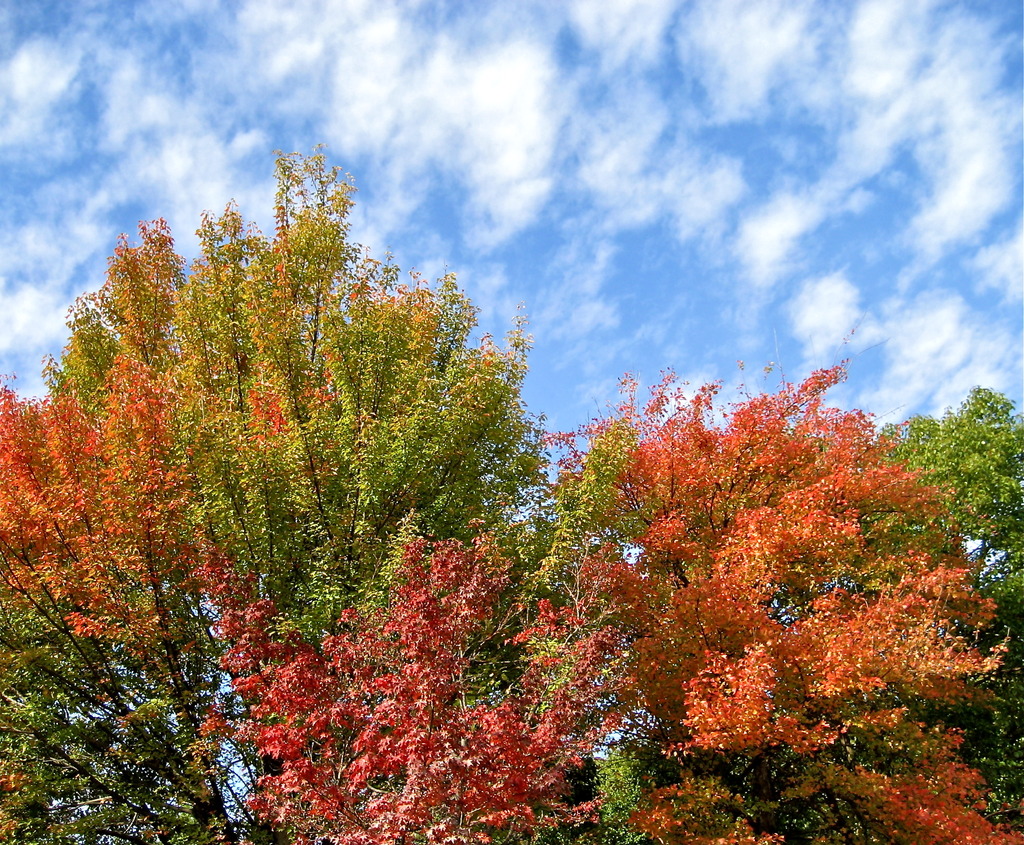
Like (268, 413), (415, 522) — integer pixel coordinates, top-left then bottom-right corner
(0, 277), (67, 358)
(95, 47), (273, 250)
(844, 0), (929, 102)
(101, 59), (178, 149)
(856, 290), (1019, 418)
(569, 0), (677, 70)
(237, 0), (334, 82)
(837, 0), (1018, 263)
(903, 26), (1018, 260)
(726, 0), (1020, 287)
(573, 86), (745, 243)
(677, 0), (820, 122)
(0, 184), (121, 384)
(573, 91), (672, 229)
(536, 238), (619, 344)
(789, 272), (862, 366)
(445, 41), (560, 245)
(0, 194), (108, 292)
(131, 130), (270, 239)
(735, 191), (826, 285)
(669, 155), (746, 242)
(565, 297), (621, 340)
(0, 38), (80, 149)
(970, 222), (1023, 303)
(0, 221), (90, 392)
(240, 0), (566, 249)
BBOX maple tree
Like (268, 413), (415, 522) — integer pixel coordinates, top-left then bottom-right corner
(556, 368), (1021, 844)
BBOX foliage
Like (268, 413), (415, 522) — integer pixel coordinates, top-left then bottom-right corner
(894, 388), (1024, 579)
(57, 154), (546, 635)
(558, 368), (1020, 844)
(215, 538), (620, 844)
(0, 154), (548, 844)
(893, 388), (1024, 825)
(0, 152), (1015, 843)
(0, 363), (242, 843)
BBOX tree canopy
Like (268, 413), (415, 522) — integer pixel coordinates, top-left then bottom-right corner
(0, 154), (552, 844)
(0, 154), (1019, 844)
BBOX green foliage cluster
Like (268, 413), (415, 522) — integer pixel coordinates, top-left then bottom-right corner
(893, 388), (1024, 822)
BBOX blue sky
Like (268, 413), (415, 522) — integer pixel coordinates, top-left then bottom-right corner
(1, 0), (1021, 431)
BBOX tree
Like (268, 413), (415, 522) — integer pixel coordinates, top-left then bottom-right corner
(0, 153), (550, 843)
(57, 153), (546, 637)
(3, 150), (1017, 843)
(894, 388), (1024, 576)
(557, 368), (1020, 844)
(0, 361), (242, 843)
(893, 388), (1024, 826)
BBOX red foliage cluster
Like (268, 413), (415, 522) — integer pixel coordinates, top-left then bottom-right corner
(214, 539), (620, 844)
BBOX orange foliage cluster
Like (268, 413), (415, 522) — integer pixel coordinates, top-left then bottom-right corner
(563, 367), (1018, 843)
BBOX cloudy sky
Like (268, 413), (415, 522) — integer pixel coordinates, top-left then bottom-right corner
(1, 0), (1021, 430)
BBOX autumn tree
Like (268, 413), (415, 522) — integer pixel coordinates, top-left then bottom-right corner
(0, 153), (551, 843)
(57, 153), (547, 636)
(0, 362), (243, 843)
(2, 150), (1016, 844)
(557, 369), (1020, 844)
(893, 388), (1024, 827)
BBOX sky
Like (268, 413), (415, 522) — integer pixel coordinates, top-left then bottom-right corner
(1, 0), (1021, 432)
